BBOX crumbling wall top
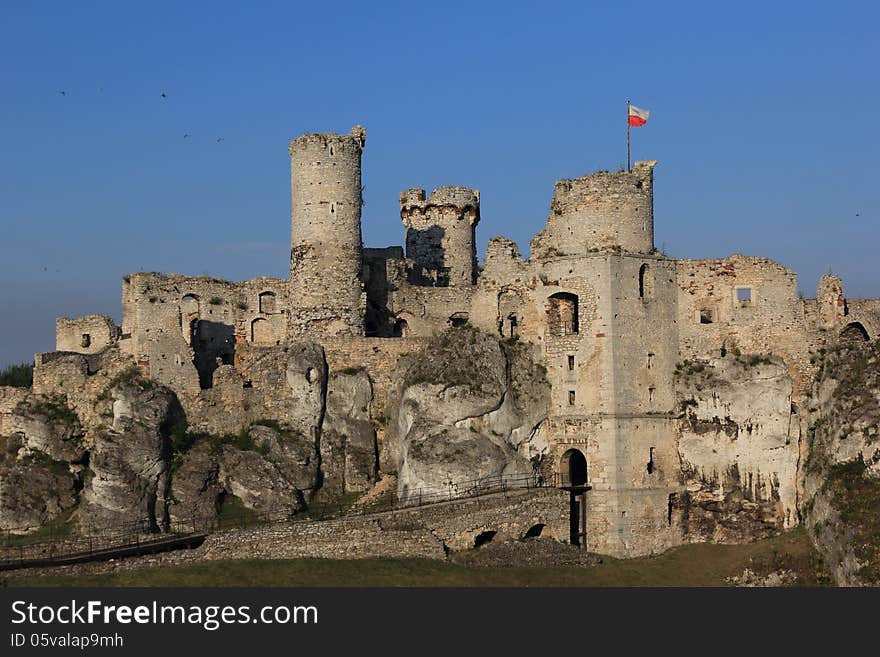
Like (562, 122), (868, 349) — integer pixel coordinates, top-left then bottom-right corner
(288, 125), (367, 154)
(400, 186), (480, 212)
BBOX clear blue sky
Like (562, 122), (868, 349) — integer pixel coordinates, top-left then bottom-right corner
(1, 1), (877, 367)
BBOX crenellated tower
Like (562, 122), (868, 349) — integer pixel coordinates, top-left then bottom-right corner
(288, 125), (367, 337)
(399, 186), (480, 286)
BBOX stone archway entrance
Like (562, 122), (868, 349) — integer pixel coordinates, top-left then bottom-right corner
(560, 448), (590, 547)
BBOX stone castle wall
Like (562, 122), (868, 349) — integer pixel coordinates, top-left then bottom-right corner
(675, 255), (818, 398)
(56, 315), (119, 354)
(321, 336), (430, 422)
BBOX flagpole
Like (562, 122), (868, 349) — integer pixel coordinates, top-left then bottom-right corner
(626, 99), (631, 172)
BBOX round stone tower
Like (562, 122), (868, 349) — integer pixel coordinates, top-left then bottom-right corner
(288, 125), (367, 337)
(399, 186), (480, 286)
(530, 160), (657, 259)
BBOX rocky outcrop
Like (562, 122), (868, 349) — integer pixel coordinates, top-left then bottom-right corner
(80, 378), (181, 532)
(218, 445), (305, 515)
(675, 354), (800, 543)
(0, 434), (78, 532)
(319, 370), (378, 499)
(804, 339), (880, 586)
(7, 394), (86, 463)
(386, 328), (550, 502)
(169, 426), (313, 527)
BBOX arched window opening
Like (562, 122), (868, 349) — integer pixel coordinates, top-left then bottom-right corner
(560, 448), (588, 488)
(474, 530), (497, 548)
(548, 292), (579, 336)
(392, 318), (409, 338)
(522, 524), (545, 540)
(259, 291), (276, 314)
(448, 312), (469, 328)
(840, 322), (869, 343)
(182, 294), (199, 316)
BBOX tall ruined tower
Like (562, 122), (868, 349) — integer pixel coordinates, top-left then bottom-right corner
(288, 126), (367, 337)
(399, 186), (480, 286)
(530, 160), (657, 258)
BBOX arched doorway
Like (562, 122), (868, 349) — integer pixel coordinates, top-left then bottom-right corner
(561, 448), (588, 487)
(560, 448), (589, 547)
(840, 322), (869, 343)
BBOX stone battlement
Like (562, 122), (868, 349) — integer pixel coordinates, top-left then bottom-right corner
(400, 186), (481, 218)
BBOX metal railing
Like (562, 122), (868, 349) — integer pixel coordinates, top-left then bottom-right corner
(0, 471), (567, 570)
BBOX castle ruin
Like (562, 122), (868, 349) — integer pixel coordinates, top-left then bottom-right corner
(39, 125), (880, 557)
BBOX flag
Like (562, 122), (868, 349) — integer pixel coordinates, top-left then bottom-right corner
(628, 104), (650, 127)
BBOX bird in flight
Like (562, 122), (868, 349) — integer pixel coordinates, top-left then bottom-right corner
(160, 92), (167, 99)
(216, 137), (224, 143)
(59, 91), (67, 96)
(183, 133), (190, 138)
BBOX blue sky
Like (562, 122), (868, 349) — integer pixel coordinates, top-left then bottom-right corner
(1, 1), (877, 367)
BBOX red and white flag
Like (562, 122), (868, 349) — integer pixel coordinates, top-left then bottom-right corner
(628, 104), (650, 127)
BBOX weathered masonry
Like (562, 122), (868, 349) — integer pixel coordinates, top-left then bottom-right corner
(49, 124), (879, 558)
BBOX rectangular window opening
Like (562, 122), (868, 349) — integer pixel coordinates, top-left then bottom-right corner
(568, 390), (576, 406)
(736, 288), (753, 305)
(567, 355), (575, 371)
(700, 309), (714, 324)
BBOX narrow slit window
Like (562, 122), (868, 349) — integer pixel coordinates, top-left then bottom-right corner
(568, 390), (576, 405)
(647, 352), (654, 369)
(567, 355), (575, 371)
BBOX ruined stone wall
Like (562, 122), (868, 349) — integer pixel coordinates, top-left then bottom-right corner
(0, 386), (30, 436)
(530, 160), (656, 259)
(31, 349), (136, 433)
(675, 256), (817, 398)
(840, 299), (880, 340)
(288, 126), (367, 338)
(320, 336), (430, 422)
(400, 186), (480, 287)
(816, 274), (846, 330)
(386, 284), (475, 338)
(55, 315), (119, 354)
(120, 272), (289, 396)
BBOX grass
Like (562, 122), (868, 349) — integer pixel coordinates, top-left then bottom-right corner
(216, 494), (262, 527)
(1, 507), (78, 547)
(2, 528), (829, 587)
(30, 394), (79, 426)
(0, 363), (33, 387)
(822, 457), (880, 583)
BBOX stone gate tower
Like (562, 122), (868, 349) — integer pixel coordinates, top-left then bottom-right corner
(399, 186), (480, 286)
(288, 126), (367, 337)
